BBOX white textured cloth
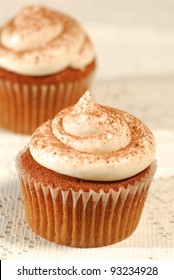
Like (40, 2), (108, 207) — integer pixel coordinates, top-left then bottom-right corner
(0, 78), (173, 260)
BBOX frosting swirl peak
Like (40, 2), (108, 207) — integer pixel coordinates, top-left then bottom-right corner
(53, 91), (131, 153)
(1, 6), (64, 51)
(29, 91), (156, 181)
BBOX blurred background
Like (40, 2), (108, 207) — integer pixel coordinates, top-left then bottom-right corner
(0, 0), (174, 80)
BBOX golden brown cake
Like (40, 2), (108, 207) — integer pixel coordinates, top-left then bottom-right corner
(0, 5), (96, 134)
(16, 91), (156, 247)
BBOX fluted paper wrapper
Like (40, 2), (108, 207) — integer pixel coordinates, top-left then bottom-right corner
(16, 154), (156, 248)
(0, 74), (94, 134)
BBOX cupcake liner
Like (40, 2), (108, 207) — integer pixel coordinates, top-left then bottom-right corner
(16, 152), (156, 248)
(0, 73), (94, 134)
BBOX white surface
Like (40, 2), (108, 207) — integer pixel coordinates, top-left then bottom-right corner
(0, 0), (173, 260)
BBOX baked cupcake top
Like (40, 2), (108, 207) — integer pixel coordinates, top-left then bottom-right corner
(0, 5), (95, 76)
(29, 91), (156, 181)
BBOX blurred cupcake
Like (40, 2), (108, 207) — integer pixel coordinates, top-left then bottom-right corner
(16, 91), (156, 248)
(0, 5), (96, 134)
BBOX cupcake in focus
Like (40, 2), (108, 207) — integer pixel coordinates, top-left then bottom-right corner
(16, 91), (156, 248)
(0, 5), (96, 134)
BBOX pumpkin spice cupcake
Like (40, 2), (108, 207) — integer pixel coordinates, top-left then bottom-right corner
(16, 91), (156, 247)
(0, 5), (96, 134)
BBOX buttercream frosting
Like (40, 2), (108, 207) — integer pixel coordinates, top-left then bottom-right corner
(0, 5), (95, 76)
(29, 91), (156, 181)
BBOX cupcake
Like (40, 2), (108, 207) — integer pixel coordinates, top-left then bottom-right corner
(0, 5), (96, 134)
(16, 91), (156, 248)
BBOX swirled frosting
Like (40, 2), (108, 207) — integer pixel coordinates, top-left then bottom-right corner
(29, 91), (156, 181)
(0, 5), (95, 76)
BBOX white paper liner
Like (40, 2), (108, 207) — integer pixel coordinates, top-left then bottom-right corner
(0, 72), (94, 134)
(15, 151), (156, 248)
